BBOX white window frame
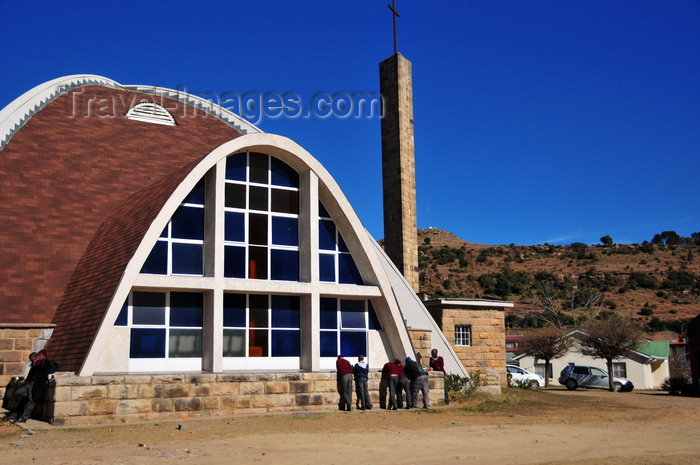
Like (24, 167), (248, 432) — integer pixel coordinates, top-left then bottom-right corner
(455, 325), (471, 346)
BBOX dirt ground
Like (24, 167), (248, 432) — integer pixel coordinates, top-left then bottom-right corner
(1, 388), (699, 465)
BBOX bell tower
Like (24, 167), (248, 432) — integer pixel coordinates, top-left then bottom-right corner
(380, 1), (419, 292)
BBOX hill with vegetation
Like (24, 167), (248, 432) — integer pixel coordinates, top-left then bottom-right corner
(411, 228), (699, 334)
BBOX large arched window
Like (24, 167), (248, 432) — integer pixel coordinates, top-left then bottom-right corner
(116, 150), (383, 373)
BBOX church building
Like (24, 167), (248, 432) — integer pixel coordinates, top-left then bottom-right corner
(0, 75), (464, 423)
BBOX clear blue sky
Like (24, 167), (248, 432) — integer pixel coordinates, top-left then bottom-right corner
(2, 1), (698, 245)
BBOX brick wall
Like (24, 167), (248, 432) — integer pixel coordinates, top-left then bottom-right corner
(7, 371), (445, 425)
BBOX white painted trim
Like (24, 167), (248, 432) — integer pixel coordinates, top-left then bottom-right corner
(424, 298), (514, 309)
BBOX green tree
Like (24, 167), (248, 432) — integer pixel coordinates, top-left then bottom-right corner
(600, 235), (613, 246)
(652, 231), (681, 245)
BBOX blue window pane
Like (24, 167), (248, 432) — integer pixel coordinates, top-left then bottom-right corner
(169, 329), (202, 358)
(271, 157), (299, 188)
(320, 331), (337, 357)
(183, 180), (205, 205)
(319, 219), (336, 250)
(249, 152), (268, 184)
(270, 249), (299, 281)
(224, 245), (246, 278)
(172, 243), (203, 275)
(338, 253), (363, 285)
(141, 241), (167, 274)
(271, 295), (300, 328)
(319, 202), (330, 218)
(272, 217), (298, 246)
(225, 211), (245, 242)
(319, 254), (335, 282)
(320, 298), (337, 329)
(130, 328), (166, 358)
(115, 301), (128, 326)
(226, 153), (246, 181)
(341, 300), (365, 328)
(133, 292), (165, 325)
(340, 331), (366, 357)
(224, 293), (246, 327)
(172, 206), (204, 240)
(170, 292), (203, 327)
(338, 234), (349, 252)
(271, 330), (300, 357)
(223, 329), (246, 357)
(368, 301), (382, 330)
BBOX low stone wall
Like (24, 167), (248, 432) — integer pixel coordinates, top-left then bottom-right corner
(19, 371), (444, 425)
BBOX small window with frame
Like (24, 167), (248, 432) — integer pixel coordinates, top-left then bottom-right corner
(455, 325), (471, 346)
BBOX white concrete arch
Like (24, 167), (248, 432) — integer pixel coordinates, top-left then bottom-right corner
(81, 133), (413, 375)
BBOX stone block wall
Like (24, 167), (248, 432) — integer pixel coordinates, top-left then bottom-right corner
(380, 53), (419, 292)
(0, 325), (54, 400)
(441, 308), (505, 393)
(407, 328), (432, 363)
(20, 371), (445, 425)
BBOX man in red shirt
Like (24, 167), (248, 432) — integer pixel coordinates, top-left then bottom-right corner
(381, 360), (399, 410)
(336, 355), (354, 411)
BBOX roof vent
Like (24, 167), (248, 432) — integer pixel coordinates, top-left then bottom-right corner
(125, 102), (176, 126)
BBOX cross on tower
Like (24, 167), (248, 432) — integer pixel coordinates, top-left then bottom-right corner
(388, 0), (400, 55)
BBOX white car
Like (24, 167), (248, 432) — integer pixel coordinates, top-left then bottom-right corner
(507, 365), (545, 388)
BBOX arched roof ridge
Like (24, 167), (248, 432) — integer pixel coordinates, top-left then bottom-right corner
(0, 75), (261, 151)
(0, 75), (122, 150)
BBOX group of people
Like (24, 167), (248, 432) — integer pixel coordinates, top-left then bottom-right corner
(336, 348), (447, 412)
(2, 349), (59, 424)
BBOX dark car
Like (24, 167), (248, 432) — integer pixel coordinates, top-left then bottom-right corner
(558, 365), (634, 392)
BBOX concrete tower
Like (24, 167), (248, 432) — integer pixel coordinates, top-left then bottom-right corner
(380, 52), (419, 292)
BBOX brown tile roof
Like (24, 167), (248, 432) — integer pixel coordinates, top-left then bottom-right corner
(0, 85), (242, 370)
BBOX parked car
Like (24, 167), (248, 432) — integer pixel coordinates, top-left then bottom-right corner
(558, 365), (634, 392)
(506, 365), (545, 388)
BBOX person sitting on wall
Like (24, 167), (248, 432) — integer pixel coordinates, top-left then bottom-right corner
(336, 355), (354, 412)
(429, 348), (450, 405)
(3, 349), (59, 424)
